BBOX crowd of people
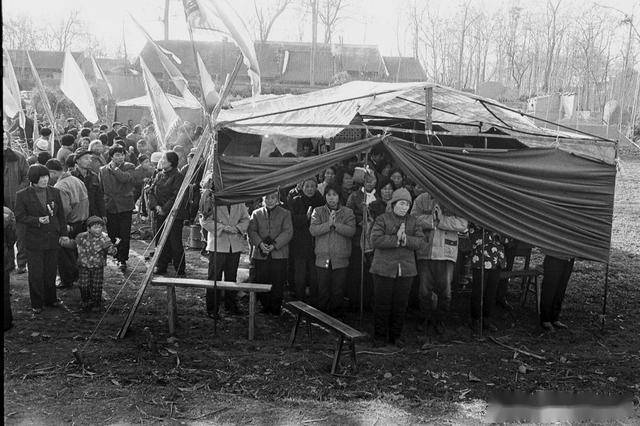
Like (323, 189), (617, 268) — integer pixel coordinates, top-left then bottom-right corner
(4, 119), (576, 349)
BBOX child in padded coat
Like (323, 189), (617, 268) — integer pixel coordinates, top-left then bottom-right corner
(61, 216), (117, 312)
(369, 188), (425, 347)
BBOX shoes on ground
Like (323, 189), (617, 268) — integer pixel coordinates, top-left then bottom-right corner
(552, 321), (568, 329)
(541, 321), (555, 331)
(16, 266), (27, 274)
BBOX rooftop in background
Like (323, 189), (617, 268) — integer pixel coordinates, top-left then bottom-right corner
(138, 40), (426, 90)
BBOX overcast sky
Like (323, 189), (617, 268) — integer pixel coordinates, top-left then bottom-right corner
(3, 0), (639, 57)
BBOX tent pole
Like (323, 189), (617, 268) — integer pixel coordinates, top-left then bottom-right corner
(117, 55), (244, 339)
(360, 153), (369, 324)
(479, 227), (485, 337)
(424, 86), (433, 145)
(182, 7), (207, 122)
(213, 198), (218, 335)
(601, 262), (610, 331)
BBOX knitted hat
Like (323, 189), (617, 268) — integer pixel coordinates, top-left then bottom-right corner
(389, 188), (412, 206)
(28, 164), (50, 184)
(150, 151), (163, 163)
(35, 138), (50, 152)
(86, 216), (105, 227)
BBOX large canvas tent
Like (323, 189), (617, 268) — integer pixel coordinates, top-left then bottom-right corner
(115, 93), (203, 126)
(211, 81), (617, 263)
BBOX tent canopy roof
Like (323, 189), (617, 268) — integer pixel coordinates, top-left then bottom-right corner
(117, 93), (202, 110)
(217, 81), (616, 164)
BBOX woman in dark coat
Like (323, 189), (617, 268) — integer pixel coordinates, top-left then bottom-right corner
(14, 164), (69, 313)
(147, 151), (186, 275)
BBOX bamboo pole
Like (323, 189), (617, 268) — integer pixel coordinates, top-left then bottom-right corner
(117, 55), (245, 339)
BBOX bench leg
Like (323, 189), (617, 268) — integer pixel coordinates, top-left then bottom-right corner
(306, 320), (312, 341)
(535, 276), (542, 316)
(167, 286), (176, 335)
(248, 292), (256, 341)
(349, 340), (358, 373)
(331, 335), (344, 375)
(289, 313), (301, 346)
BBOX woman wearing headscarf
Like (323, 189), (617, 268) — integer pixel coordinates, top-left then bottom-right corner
(147, 151), (186, 276)
(248, 190), (293, 315)
(309, 185), (356, 313)
(14, 164), (69, 313)
(369, 188), (424, 347)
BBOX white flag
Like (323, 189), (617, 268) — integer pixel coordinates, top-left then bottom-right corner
(2, 79), (21, 119)
(27, 51), (56, 132)
(2, 50), (25, 128)
(183, 0), (261, 97)
(91, 55), (114, 97)
(60, 50), (98, 123)
(196, 51), (220, 109)
(140, 57), (181, 151)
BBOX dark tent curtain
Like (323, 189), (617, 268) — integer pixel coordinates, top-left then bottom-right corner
(214, 136), (382, 203)
(382, 137), (615, 262)
(213, 135), (615, 262)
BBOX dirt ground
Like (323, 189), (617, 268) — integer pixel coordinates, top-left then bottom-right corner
(4, 147), (640, 425)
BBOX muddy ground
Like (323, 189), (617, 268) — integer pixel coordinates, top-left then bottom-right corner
(4, 148), (639, 425)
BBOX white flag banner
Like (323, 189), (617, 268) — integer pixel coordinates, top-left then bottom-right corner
(196, 51), (220, 109)
(3, 79), (21, 119)
(91, 55), (114, 97)
(182, 0), (261, 97)
(130, 14), (200, 106)
(2, 50), (26, 128)
(27, 51), (56, 131)
(60, 50), (98, 123)
(140, 57), (181, 151)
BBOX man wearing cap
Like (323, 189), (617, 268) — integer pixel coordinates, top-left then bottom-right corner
(64, 118), (77, 134)
(56, 134), (76, 166)
(47, 159), (89, 288)
(4, 132), (30, 273)
(106, 122), (121, 147)
(88, 140), (107, 174)
(99, 145), (141, 272)
(34, 127), (53, 154)
(71, 149), (106, 220)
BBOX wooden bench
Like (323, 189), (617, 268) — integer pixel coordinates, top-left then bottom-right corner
(151, 277), (272, 340)
(285, 301), (367, 375)
(499, 266), (544, 313)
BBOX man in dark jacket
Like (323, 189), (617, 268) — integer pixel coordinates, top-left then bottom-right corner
(147, 151), (186, 275)
(4, 134), (30, 273)
(72, 149), (106, 219)
(106, 122), (121, 147)
(4, 207), (17, 330)
(288, 179), (324, 302)
(99, 145), (141, 272)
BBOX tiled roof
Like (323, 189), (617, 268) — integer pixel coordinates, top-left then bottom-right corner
(8, 50), (85, 71)
(383, 56), (427, 82)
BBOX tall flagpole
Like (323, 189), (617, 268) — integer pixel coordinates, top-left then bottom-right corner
(182, 7), (208, 122)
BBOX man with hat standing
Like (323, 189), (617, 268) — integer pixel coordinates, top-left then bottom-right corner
(106, 122), (121, 147)
(99, 145), (140, 272)
(72, 149), (105, 219)
(56, 134), (76, 165)
(46, 159), (89, 288)
(33, 127), (53, 155)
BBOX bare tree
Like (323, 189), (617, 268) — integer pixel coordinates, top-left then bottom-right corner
(46, 10), (87, 52)
(2, 14), (46, 51)
(252, 0), (294, 42)
(316, 0), (351, 44)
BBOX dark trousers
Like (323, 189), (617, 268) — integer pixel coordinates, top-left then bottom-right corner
(255, 258), (287, 313)
(293, 255), (316, 302)
(4, 269), (12, 330)
(471, 268), (500, 319)
(418, 259), (454, 323)
(106, 211), (133, 263)
(316, 264), (347, 312)
(496, 250), (517, 302)
(347, 247), (373, 310)
(153, 214), (185, 273)
(15, 222), (27, 268)
(206, 251), (241, 313)
(58, 221), (85, 286)
(372, 274), (413, 343)
(26, 248), (59, 309)
(540, 256), (574, 323)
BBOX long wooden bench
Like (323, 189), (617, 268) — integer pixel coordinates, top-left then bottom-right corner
(499, 266), (544, 313)
(285, 301), (367, 375)
(151, 277), (272, 340)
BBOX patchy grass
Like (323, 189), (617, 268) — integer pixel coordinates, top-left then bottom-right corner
(4, 154), (640, 424)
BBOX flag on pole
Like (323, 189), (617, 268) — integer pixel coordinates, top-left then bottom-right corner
(26, 51), (56, 135)
(60, 50), (99, 123)
(182, 0), (261, 97)
(91, 55), (114, 97)
(2, 79), (21, 120)
(129, 14), (200, 106)
(140, 57), (181, 151)
(196, 51), (220, 109)
(2, 50), (26, 128)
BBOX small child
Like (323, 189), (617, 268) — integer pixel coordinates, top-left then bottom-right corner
(64, 216), (117, 311)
